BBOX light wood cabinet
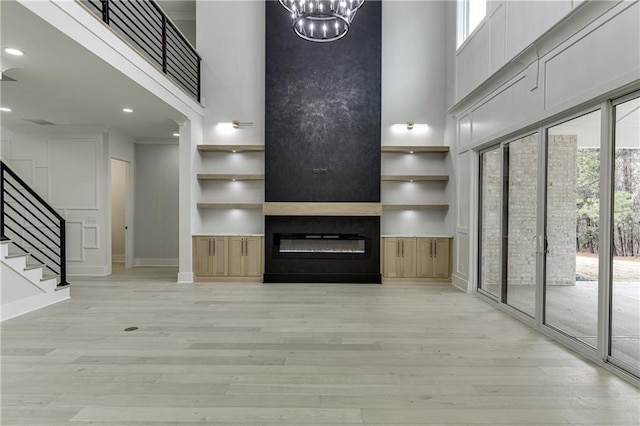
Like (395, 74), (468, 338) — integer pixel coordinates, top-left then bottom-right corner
(417, 238), (450, 279)
(383, 237), (451, 281)
(383, 237), (416, 278)
(193, 236), (262, 281)
(193, 236), (228, 277)
(228, 236), (262, 277)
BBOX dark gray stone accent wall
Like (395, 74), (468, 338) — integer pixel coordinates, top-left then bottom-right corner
(265, 1), (381, 202)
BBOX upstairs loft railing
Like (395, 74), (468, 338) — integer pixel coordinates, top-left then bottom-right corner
(1, 160), (68, 288)
(81, 0), (201, 102)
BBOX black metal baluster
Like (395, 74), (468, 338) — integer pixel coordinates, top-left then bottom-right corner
(60, 220), (68, 287)
(1, 165), (6, 241)
(101, 0), (110, 24)
(161, 14), (168, 74)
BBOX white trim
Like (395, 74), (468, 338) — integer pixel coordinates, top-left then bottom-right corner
(1, 288), (70, 322)
(67, 265), (109, 276)
(452, 273), (470, 292)
(177, 272), (194, 284)
(133, 258), (179, 267)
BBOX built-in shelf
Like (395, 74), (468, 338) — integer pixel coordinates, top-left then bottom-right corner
(381, 175), (449, 182)
(383, 204), (449, 210)
(197, 174), (265, 181)
(381, 146), (449, 154)
(197, 145), (265, 153)
(197, 203), (263, 209)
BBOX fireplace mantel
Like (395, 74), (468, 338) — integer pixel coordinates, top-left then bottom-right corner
(263, 202), (383, 216)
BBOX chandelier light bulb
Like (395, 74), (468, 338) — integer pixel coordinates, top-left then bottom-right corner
(280, 0), (364, 43)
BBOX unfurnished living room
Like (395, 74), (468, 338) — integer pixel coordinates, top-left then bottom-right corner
(1, 0), (639, 424)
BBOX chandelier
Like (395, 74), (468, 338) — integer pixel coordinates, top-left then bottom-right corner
(278, 0), (365, 43)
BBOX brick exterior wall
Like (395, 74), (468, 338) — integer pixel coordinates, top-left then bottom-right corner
(481, 135), (577, 288)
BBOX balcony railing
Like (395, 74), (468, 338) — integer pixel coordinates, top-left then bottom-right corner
(81, 0), (201, 102)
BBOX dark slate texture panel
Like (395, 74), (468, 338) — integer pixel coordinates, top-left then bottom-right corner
(265, 0), (381, 202)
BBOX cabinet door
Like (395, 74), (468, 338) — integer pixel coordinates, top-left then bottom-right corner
(244, 237), (262, 277)
(416, 238), (432, 278)
(383, 238), (402, 278)
(400, 238), (417, 278)
(211, 237), (228, 276)
(228, 237), (245, 277)
(194, 237), (214, 277)
(432, 238), (450, 278)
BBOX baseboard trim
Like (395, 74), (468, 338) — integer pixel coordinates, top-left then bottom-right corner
(1, 287), (70, 322)
(133, 258), (179, 267)
(67, 265), (109, 277)
(177, 272), (194, 283)
(452, 273), (471, 292)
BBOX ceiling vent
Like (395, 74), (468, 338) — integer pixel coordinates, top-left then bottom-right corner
(23, 118), (56, 126)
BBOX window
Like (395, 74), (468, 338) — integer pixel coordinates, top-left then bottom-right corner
(457, 0), (487, 48)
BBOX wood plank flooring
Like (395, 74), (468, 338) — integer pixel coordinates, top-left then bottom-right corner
(2, 267), (639, 425)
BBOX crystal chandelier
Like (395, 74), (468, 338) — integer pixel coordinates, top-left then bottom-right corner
(279, 0), (365, 43)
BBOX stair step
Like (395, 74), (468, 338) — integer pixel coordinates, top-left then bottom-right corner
(55, 283), (70, 291)
(42, 274), (60, 282)
(5, 253), (27, 259)
(24, 263), (45, 271)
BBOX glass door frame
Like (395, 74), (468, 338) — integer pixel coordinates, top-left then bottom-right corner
(607, 90), (640, 378)
(477, 133), (542, 326)
(541, 107), (605, 354)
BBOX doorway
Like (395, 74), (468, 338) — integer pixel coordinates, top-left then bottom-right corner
(111, 158), (131, 268)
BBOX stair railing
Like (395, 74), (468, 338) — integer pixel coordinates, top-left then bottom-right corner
(1, 160), (68, 287)
(79, 0), (201, 102)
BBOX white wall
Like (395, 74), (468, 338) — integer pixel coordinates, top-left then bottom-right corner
(1, 125), (112, 276)
(134, 143), (179, 266)
(448, 0), (640, 291)
(454, 0), (578, 104)
(197, 1), (265, 146)
(382, 1), (446, 146)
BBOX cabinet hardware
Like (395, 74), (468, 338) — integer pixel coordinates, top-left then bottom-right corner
(402, 240), (404, 257)
(433, 240), (436, 257)
(212, 238), (216, 256)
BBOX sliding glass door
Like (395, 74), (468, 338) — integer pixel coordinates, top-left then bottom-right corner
(504, 135), (538, 317)
(477, 97), (639, 379)
(610, 95), (640, 374)
(544, 110), (601, 348)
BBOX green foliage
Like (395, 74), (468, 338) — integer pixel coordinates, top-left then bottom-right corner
(576, 148), (639, 256)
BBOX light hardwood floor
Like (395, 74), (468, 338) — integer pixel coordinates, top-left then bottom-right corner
(2, 267), (639, 425)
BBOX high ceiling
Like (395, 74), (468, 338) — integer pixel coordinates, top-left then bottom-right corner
(0, 0), (189, 141)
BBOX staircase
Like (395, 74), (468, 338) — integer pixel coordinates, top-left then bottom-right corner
(1, 160), (70, 321)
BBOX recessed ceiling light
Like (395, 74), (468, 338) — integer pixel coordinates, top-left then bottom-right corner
(4, 48), (24, 56)
(122, 108), (134, 113)
(173, 133), (180, 137)
(0, 107), (12, 112)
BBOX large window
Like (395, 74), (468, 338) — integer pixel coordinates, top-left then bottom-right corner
(457, 0), (487, 48)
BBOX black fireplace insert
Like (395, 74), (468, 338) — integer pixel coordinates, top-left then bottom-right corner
(264, 216), (381, 283)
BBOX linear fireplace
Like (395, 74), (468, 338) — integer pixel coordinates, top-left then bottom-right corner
(264, 216), (381, 283)
(275, 233), (368, 257)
